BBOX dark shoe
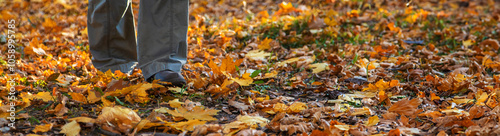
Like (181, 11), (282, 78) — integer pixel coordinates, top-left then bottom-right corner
(147, 70), (186, 87)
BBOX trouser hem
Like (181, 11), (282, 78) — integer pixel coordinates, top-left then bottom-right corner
(94, 61), (138, 75)
(140, 61), (182, 80)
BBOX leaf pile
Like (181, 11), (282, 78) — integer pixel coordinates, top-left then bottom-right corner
(1, 0), (500, 135)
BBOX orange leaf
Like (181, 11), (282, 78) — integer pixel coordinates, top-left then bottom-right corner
(430, 92), (440, 101)
(258, 38), (273, 50)
(287, 102), (307, 113)
(69, 92), (87, 103)
(32, 123), (53, 133)
(42, 18), (57, 28)
(310, 129), (330, 136)
(387, 128), (401, 136)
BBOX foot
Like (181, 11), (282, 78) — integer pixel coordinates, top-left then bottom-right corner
(147, 70), (186, 87)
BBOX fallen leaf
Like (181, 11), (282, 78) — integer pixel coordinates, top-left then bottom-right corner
(308, 63), (329, 73)
(173, 119), (207, 131)
(68, 117), (95, 123)
(229, 100), (249, 111)
(169, 99), (185, 108)
(233, 73), (253, 86)
(365, 116), (379, 126)
(223, 115), (269, 134)
(32, 123), (53, 133)
(287, 102), (307, 113)
(96, 106), (141, 134)
(166, 105), (219, 121)
(388, 98), (422, 116)
(246, 50), (271, 61)
(69, 92), (86, 103)
(60, 120), (81, 136)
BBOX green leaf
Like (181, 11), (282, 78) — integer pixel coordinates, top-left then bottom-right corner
(250, 69), (261, 78)
(114, 96), (125, 106)
(253, 80), (265, 84)
(94, 87), (104, 95)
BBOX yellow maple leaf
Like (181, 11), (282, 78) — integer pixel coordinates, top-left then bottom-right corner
(60, 121), (80, 136)
(173, 119), (207, 131)
(463, 39), (473, 48)
(258, 38), (273, 50)
(33, 92), (53, 102)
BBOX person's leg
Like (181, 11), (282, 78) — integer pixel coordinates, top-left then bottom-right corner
(137, 0), (189, 80)
(87, 0), (138, 74)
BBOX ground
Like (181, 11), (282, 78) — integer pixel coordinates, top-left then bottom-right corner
(1, 0), (500, 135)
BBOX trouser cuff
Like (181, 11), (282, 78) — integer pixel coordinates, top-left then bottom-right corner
(140, 61), (182, 80)
(94, 61), (138, 75)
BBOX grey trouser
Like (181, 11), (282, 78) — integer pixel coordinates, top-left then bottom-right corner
(87, 0), (188, 79)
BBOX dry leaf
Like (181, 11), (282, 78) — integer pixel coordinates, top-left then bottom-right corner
(246, 50), (271, 61)
(173, 119), (207, 131)
(308, 63), (329, 73)
(166, 105), (219, 121)
(60, 120), (81, 136)
(365, 116), (379, 126)
(32, 123), (53, 133)
(229, 100), (249, 111)
(69, 92), (86, 103)
(169, 99), (185, 108)
(233, 73), (253, 86)
(68, 117), (95, 123)
(388, 98), (422, 116)
(96, 106), (141, 134)
(223, 115), (269, 135)
(287, 102), (307, 113)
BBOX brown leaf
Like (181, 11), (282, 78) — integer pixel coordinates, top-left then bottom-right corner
(388, 98), (422, 116)
(229, 100), (249, 111)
